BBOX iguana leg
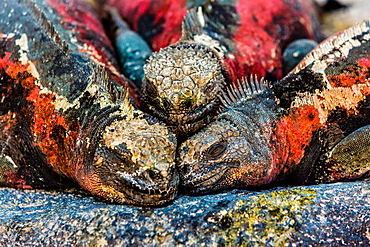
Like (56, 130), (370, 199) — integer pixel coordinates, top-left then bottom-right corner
(325, 124), (370, 182)
(106, 7), (152, 87)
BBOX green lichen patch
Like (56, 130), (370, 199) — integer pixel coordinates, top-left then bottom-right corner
(215, 188), (317, 247)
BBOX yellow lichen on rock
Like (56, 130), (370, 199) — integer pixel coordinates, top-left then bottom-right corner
(216, 188), (317, 246)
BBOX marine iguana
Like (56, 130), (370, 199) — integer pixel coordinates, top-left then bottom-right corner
(105, 0), (321, 137)
(0, 0), (178, 206)
(177, 20), (370, 194)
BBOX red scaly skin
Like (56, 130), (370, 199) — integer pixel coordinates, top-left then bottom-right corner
(327, 57), (370, 87)
(106, 0), (321, 139)
(47, 0), (140, 103)
(178, 20), (370, 194)
(105, 0), (186, 52)
(0, 50), (78, 180)
(228, 0), (319, 81)
(107, 0), (320, 81)
(0, 0), (178, 206)
(48, 0), (116, 67)
(271, 105), (321, 174)
(0, 52), (41, 188)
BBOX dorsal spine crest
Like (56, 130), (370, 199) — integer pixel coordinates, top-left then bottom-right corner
(21, 0), (70, 55)
(181, 7), (206, 41)
(219, 75), (267, 110)
(293, 19), (370, 73)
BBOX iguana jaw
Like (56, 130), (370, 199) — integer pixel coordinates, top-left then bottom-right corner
(70, 108), (179, 206)
(77, 169), (179, 206)
(179, 163), (276, 195)
(75, 143), (179, 206)
(177, 114), (276, 194)
(179, 163), (235, 194)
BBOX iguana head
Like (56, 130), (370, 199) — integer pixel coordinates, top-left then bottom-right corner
(177, 78), (278, 194)
(75, 110), (178, 206)
(177, 115), (276, 194)
(142, 43), (226, 136)
(71, 78), (179, 206)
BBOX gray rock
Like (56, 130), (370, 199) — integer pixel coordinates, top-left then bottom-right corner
(0, 181), (369, 246)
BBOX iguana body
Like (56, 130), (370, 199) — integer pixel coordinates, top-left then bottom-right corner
(0, 0), (178, 206)
(178, 20), (370, 194)
(106, 0), (321, 137)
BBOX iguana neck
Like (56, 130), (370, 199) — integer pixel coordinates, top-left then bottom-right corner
(218, 89), (287, 184)
(220, 87), (323, 184)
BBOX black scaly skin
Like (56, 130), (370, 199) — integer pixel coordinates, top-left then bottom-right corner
(134, 0), (321, 139)
(177, 20), (370, 195)
(0, 0), (178, 206)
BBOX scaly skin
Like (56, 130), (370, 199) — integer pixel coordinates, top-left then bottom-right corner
(178, 20), (370, 194)
(142, 41), (226, 137)
(0, 0), (178, 206)
(106, 0), (321, 137)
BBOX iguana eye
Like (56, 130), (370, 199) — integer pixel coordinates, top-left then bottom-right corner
(181, 97), (193, 108)
(160, 97), (172, 109)
(205, 141), (227, 160)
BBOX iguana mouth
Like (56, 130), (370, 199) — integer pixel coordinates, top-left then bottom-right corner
(149, 99), (218, 125)
(180, 164), (235, 194)
(89, 168), (179, 206)
(116, 170), (177, 196)
(117, 176), (179, 206)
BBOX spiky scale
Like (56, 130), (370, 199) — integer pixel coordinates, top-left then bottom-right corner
(0, 0), (178, 206)
(177, 20), (370, 194)
(106, 0), (321, 137)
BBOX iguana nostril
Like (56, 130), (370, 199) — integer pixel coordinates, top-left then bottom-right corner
(147, 168), (168, 180)
(153, 161), (171, 178)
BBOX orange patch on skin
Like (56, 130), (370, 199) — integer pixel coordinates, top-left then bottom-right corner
(0, 52), (26, 76)
(272, 105), (321, 171)
(328, 59), (370, 87)
(26, 88), (79, 178)
(1, 54), (79, 178)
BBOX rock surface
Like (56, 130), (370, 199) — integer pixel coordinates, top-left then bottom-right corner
(1, 1), (370, 246)
(0, 180), (369, 246)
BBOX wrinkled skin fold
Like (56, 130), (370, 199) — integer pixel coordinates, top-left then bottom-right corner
(178, 20), (370, 194)
(0, 0), (179, 206)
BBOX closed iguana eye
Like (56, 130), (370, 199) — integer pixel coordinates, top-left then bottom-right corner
(205, 141), (228, 160)
(160, 97), (173, 109)
(181, 97), (193, 109)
